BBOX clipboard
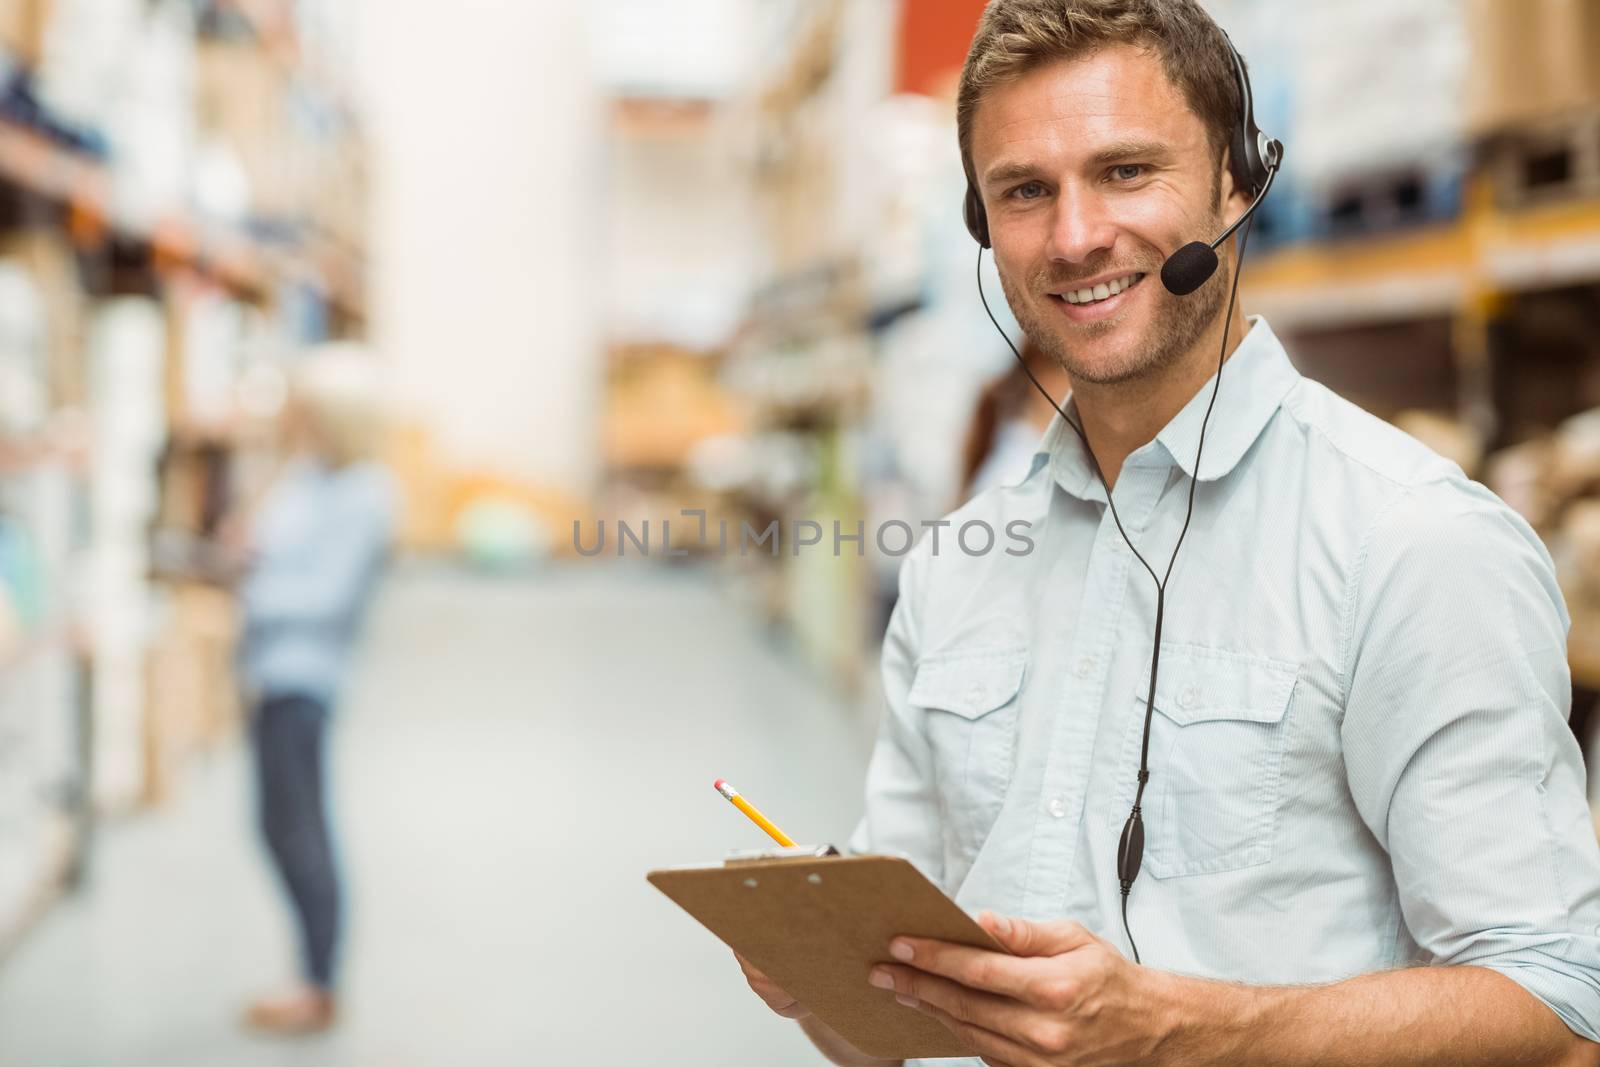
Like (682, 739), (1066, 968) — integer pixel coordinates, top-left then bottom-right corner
(647, 846), (1006, 1060)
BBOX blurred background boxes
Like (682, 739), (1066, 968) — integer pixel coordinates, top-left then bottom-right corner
(194, 38), (294, 220)
(141, 579), (237, 806)
(0, 0), (371, 954)
(0, 0), (48, 69)
(1468, 0), (1600, 135)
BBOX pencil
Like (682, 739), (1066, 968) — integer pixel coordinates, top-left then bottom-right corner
(713, 778), (797, 847)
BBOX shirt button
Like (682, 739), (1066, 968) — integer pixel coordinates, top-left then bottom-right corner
(967, 683), (984, 703)
(1177, 683), (1198, 709)
(1047, 796), (1067, 819)
(1074, 656), (1094, 678)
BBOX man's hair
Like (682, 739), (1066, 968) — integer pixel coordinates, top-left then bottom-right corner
(957, 0), (1244, 201)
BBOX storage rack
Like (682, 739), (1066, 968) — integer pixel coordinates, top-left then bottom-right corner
(0, 0), (368, 957)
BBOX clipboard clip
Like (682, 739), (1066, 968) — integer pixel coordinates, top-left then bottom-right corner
(723, 844), (840, 867)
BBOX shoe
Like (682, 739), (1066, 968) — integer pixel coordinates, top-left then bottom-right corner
(241, 986), (337, 1035)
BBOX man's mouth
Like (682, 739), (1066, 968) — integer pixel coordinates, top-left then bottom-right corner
(1048, 272), (1147, 307)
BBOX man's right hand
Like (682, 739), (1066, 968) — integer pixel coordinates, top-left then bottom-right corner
(738, 954), (902, 1067)
(736, 954), (810, 1020)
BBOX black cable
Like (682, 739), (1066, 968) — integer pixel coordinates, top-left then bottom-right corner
(1121, 888), (1140, 964)
(974, 209), (1257, 965)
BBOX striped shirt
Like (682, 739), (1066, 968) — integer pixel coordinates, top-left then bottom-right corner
(850, 315), (1600, 1064)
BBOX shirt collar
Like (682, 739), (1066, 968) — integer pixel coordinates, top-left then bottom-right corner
(1030, 315), (1299, 502)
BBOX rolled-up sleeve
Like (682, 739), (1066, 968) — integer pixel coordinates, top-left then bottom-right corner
(847, 542), (944, 885)
(1340, 481), (1600, 1040)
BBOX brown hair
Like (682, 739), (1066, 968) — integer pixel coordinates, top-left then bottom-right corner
(957, 0), (1244, 199)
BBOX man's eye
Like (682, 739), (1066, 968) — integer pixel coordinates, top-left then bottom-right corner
(1012, 181), (1047, 200)
(1113, 164), (1145, 182)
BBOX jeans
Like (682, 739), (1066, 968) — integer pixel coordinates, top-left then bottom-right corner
(252, 692), (340, 989)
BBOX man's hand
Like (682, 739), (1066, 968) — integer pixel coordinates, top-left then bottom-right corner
(869, 915), (1600, 1067)
(736, 953), (811, 1020)
(867, 912), (1172, 1066)
(738, 954), (904, 1067)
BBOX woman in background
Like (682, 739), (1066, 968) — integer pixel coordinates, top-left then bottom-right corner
(235, 344), (396, 1034)
(957, 338), (1071, 503)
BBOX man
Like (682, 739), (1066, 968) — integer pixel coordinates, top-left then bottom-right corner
(739, 2), (1600, 1065)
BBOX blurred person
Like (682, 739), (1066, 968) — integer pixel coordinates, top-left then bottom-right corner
(956, 338), (1070, 501)
(737, 2), (1600, 1066)
(234, 343), (397, 1034)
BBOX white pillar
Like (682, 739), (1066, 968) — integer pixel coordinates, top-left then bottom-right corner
(360, 0), (603, 492)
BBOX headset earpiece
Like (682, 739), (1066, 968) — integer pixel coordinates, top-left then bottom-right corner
(1222, 30), (1280, 199)
(964, 182), (991, 249)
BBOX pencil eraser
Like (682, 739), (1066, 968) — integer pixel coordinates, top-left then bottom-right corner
(713, 778), (726, 792)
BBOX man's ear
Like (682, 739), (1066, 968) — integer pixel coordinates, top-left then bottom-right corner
(1217, 147), (1241, 214)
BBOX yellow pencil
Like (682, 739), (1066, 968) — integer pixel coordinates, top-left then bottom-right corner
(714, 778), (797, 847)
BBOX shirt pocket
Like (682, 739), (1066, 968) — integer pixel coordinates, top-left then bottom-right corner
(909, 645), (1027, 874)
(1117, 646), (1298, 879)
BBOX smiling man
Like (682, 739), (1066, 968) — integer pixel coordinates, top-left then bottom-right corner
(736, 2), (1600, 1066)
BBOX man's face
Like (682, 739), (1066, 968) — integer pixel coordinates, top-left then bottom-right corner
(971, 45), (1246, 386)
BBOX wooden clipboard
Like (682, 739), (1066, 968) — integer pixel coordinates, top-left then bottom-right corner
(647, 847), (1005, 1060)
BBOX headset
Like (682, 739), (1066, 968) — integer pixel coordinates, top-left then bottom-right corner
(967, 29), (1283, 963)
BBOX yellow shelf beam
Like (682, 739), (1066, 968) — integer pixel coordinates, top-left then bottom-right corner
(1243, 185), (1600, 330)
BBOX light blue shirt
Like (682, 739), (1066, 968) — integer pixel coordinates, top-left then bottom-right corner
(850, 316), (1600, 1062)
(238, 458), (396, 705)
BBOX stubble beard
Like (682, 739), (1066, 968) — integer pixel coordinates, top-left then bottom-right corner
(998, 213), (1231, 387)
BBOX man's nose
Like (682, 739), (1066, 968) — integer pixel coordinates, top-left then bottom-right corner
(1043, 185), (1117, 266)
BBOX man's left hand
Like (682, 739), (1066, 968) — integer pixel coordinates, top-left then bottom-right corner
(867, 912), (1175, 1066)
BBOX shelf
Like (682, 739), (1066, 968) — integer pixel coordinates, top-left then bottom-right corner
(1243, 196), (1600, 331)
(609, 96), (715, 137)
(0, 430), (87, 472)
(1243, 225), (1468, 330)
(0, 118), (364, 318)
(1480, 197), (1600, 292)
(0, 121), (108, 209)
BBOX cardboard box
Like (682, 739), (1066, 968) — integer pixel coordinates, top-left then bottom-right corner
(0, 229), (87, 409)
(0, 0), (52, 67)
(602, 349), (747, 470)
(1542, 0), (1600, 114)
(309, 128), (369, 250)
(194, 40), (311, 221)
(1468, 0), (1600, 133)
(143, 581), (239, 805)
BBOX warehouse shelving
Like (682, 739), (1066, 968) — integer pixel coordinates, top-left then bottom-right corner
(0, 1), (370, 959)
(0, 118), (364, 320)
(716, 0), (901, 692)
(1245, 184), (1600, 331)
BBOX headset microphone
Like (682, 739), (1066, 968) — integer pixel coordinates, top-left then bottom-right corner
(1160, 154), (1280, 295)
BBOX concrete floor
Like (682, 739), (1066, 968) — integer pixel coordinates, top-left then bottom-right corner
(0, 564), (874, 1066)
